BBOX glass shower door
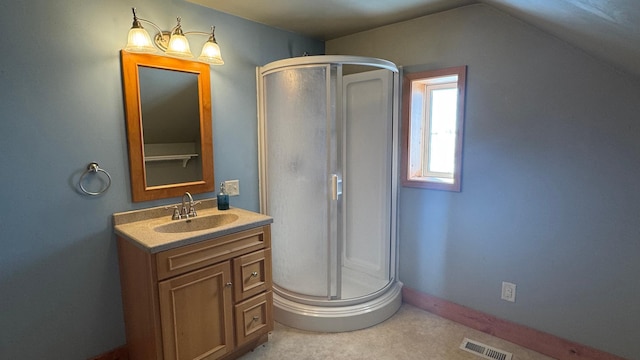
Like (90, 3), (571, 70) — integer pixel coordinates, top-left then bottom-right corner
(262, 65), (337, 298)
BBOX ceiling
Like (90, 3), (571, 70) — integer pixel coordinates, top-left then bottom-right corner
(186, 0), (640, 78)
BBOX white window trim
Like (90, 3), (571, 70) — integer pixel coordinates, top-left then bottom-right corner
(423, 82), (457, 180)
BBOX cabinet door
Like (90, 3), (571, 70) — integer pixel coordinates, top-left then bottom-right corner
(159, 261), (233, 360)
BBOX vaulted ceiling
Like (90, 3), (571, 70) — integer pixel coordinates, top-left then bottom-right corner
(186, 0), (640, 78)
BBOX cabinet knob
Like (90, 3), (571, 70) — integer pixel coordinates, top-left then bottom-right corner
(225, 282), (232, 287)
(250, 271), (259, 278)
(252, 315), (260, 321)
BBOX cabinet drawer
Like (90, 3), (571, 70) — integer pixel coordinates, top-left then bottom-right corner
(156, 226), (270, 280)
(234, 291), (273, 347)
(233, 249), (272, 302)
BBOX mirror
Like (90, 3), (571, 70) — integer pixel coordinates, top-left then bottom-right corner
(121, 51), (214, 202)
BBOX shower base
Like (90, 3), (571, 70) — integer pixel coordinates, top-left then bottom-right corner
(273, 281), (403, 332)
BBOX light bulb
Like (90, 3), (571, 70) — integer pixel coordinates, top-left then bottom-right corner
(198, 41), (224, 65)
(125, 27), (156, 53)
(124, 8), (156, 53)
(166, 34), (192, 57)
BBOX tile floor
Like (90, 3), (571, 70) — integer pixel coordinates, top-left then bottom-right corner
(240, 303), (555, 360)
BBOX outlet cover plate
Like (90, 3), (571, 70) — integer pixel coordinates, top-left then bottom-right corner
(225, 180), (239, 196)
(501, 282), (516, 302)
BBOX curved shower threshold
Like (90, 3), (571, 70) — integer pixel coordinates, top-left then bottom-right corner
(273, 281), (403, 332)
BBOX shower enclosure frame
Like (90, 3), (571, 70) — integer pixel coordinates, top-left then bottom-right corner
(257, 55), (402, 332)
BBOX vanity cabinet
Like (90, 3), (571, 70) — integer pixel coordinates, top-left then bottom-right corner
(117, 225), (273, 360)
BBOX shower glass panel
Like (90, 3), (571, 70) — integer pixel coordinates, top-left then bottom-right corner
(264, 65), (336, 297)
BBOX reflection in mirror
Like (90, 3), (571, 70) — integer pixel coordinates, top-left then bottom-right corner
(121, 51), (214, 202)
(138, 67), (202, 186)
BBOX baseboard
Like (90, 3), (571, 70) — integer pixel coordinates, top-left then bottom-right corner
(88, 345), (128, 360)
(402, 287), (627, 360)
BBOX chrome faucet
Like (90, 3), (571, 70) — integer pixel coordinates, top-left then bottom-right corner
(167, 192), (200, 220)
(180, 192), (198, 219)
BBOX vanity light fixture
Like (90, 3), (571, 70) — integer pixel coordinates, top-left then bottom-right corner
(124, 8), (224, 65)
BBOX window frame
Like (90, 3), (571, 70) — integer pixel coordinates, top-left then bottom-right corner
(401, 66), (467, 191)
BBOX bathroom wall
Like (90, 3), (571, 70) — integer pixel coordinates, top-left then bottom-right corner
(327, 4), (640, 359)
(0, 1), (322, 359)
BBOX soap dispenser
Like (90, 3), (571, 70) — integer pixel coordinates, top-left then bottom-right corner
(217, 182), (229, 210)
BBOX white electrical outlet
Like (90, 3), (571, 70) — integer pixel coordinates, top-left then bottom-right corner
(501, 282), (516, 302)
(225, 180), (240, 196)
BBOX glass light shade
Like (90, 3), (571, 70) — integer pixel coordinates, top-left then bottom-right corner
(198, 41), (224, 65)
(166, 34), (193, 57)
(125, 27), (156, 53)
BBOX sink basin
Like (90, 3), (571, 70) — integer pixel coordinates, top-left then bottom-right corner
(154, 213), (239, 233)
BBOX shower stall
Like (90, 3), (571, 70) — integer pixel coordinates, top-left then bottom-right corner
(257, 56), (402, 332)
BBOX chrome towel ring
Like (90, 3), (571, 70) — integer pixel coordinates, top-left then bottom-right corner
(79, 162), (112, 196)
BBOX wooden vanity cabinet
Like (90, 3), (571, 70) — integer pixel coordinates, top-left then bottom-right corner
(117, 225), (273, 360)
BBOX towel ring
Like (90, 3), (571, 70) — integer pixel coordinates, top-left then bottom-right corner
(79, 162), (112, 196)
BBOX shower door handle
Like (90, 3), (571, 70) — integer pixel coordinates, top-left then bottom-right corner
(331, 174), (342, 200)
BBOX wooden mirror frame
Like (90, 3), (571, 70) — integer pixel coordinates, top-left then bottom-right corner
(121, 51), (214, 202)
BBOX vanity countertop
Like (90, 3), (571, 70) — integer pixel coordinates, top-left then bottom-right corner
(113, 199), (273, 253)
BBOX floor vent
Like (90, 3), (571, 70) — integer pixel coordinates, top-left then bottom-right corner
(460, 338), (513, 360)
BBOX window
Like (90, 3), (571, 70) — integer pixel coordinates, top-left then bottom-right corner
(402, 66), (467, 191)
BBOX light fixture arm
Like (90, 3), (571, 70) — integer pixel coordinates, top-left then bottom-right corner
(133, 15), (207, 52)
(184, 27), (219, 45)
(184, 31), (212, 37)
(130, 8), (164, 38)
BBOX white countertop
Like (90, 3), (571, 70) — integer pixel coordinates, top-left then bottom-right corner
(113, 199), (273, 253)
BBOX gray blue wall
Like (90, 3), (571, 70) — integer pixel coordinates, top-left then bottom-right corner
(3, 1), (639, 359)
(0, 1), (322, 358)
(327, 4), (639, 359)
